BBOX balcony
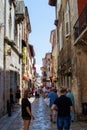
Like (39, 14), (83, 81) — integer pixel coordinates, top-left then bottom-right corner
(15, 0), (25, 23)
(74, 4), (87, 51)
(48, 0), (57, 6)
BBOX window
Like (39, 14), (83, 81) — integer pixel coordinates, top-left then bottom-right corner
(57, 0), (61, 12)
(65, 1), (70, 36)
(59, 23), (63, 51)
(9, 13), (12, 38)
(57, 0), (62, 19)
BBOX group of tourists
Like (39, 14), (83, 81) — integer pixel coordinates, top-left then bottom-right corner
(21, 84), (75, 130)
(42, 83), (75, 130)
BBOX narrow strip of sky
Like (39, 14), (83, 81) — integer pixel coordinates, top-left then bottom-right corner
(24, 0), (55, 75)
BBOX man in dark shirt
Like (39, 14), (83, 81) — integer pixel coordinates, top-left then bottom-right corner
(51, 87), (72, 130)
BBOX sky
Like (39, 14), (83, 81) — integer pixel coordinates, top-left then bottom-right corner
(24, 0), (55, 75)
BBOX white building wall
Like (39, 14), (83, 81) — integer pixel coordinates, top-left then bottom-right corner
(11, 4), (15, 40)
(5, 0), (15, 40)
(0, 0), (5, 116)
(4, 0), (22, 106)
(0, 0), (4, 66)
(5, 0), (10, 37)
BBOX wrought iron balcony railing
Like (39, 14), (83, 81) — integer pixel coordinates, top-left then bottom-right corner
(74, 4), (87, 40)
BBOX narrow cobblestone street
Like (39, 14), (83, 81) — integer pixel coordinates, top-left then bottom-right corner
(0, 96), (87, 130)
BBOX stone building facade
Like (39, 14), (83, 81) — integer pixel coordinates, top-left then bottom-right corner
(4, 0), (23, 114)
(22, 6), (31, 96)
(41, 53), (52, 87)
(0, 0), (35, 117)
(22, 7), (35, 97)
(72, 0), (87, 117)
(0, 0), (5, 116)
(50, 29), (58, 87)
(49, 0), (87, 118)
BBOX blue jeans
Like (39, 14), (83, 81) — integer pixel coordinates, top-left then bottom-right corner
(57, 116), (71, 130)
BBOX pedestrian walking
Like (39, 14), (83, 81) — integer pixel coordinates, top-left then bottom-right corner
(51, 87), (72, 130)
(66, 88), (75, 122)
(47, 86), (58, 123)
(42, 85), (47, 98)
(16, 87), (21, 105)
(21, 89), (35, 130)
(10, 88), (14, 110)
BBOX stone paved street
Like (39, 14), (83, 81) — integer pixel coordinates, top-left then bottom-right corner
(0, 96), (87, 130)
